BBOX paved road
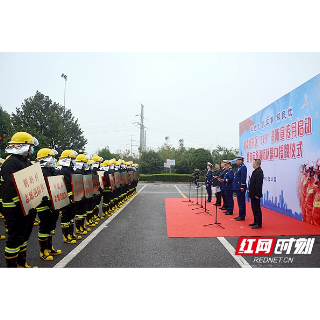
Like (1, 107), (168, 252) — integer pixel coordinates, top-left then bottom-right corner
(0, 182), (319, 268)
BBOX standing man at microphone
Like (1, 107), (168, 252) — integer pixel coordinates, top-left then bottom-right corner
(205, 162), (213, 203)
(233, 155), (247, 221)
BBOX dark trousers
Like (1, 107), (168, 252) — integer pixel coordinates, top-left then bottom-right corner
(215, 191), (221, 205)
(221, 190), (226, 208)
(61, 202), (78, 225)
(206, 185), (212, 201)
(250, 197), (262, 225)
(235, 190), (246, 219)
(224, 190), (234, 213)
(39, 209), (59, 234)
(3, 205), (36, 254)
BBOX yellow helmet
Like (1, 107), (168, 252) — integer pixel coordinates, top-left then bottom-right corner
(91, 155), (102, 162)
(102, 160), (110, 166)
(87, 160), (94, 165)
(76, 154), (88, 162)
(60, 149), (76, 159)
(9, 132), (38, 145)
(36, 148), (55, 160)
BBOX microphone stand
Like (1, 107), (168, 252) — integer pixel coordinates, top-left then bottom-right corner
(195, 184), (212, 216)
(203, 201), (224, 229)
(182, 178), (193, 203)
(192, 182), (203, 209)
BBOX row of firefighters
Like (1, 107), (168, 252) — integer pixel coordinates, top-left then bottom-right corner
(0, 131), (140, 268)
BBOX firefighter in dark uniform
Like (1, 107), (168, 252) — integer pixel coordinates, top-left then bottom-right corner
(205, 162), (213, 202)
(35, 148), (61, 261)
(84, 159), (97, 228)
(1, 132), (39, 267)
(90, 155), (103, 221)
(74, 154), (90, 234)
(0, 158), (6, 240)
(101, 160), (113, 217)
(233, 155), (247, 221)
(221, 160), (234, 215)
(55, 149), (81, 244)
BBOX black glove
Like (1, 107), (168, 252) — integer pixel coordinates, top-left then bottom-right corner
(29, 208), (37, 215)
(49, 206), (60, 215)
(41, 196), (51, 207)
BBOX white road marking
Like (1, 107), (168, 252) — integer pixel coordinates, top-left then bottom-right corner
(53, 184), (147, 268)
(176, 184), (252, 268)
(217, 237), (252, 268)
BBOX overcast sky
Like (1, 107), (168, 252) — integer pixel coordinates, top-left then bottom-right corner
(2, 52), (320, 157)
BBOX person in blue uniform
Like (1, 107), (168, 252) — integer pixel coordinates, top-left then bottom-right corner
(233, 155), (247, 221)
(205, 162), (213, 202)
(221, 160), (234, 215)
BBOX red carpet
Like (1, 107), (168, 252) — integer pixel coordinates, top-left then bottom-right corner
(165, 198), (320, 237)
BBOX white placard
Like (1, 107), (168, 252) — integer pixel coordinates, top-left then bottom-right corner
(46, 175), (70, 210)
(12, 162), (49, 216)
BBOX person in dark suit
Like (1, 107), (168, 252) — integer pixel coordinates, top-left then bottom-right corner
(221, 160), (234, 215)
(248, 159), (264, 229)
(205, 162), (213, 202)
(233, 155), (247, 221)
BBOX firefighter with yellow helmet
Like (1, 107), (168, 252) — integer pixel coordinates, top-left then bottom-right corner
(74, 154), (91, 234)
(100, 159), (113, 217)
(55, 149), (81, 244)
(0, 132), (39, 267)
(90, 155), (103, 222)
(35, 148), (61, 261)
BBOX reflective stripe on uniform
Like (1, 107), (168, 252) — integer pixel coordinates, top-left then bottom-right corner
(2, 202), (16, 208)
(38, 232), (50, 238)
(314, 201), (320, 207)
(36, 206), (50, 212)
(5, 246), (21, 254)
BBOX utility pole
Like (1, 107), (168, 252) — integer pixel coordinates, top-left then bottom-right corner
(129, 135), (138, 157)
(140, 103), (145, 152)
(134, 103), (147, 154)
(61, 73), (67, 107)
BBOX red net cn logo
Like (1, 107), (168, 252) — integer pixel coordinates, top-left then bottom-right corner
(235, 237), (277, 255)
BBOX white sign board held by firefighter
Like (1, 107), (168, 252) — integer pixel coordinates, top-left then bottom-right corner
(71, 174), (84, 202)
(46, 175), (70, 210)
(82, 175), (94, 198)
(92, 174), (100, 195)
(12, 162), (49, 216)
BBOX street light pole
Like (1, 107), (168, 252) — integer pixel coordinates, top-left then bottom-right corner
(61, 73), (67, 107)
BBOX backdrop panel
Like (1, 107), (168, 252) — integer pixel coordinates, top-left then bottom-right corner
(239, 73), (320, 226)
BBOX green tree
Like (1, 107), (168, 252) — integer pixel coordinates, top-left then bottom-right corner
(10, 91), (87, 159)
(139, 150), (163, 174)
(190, 148), (213, 171)
(96, 147), (116, 160)
(175, 152), (192, 173)
(211, 145), (239, 165)
(0, 105), (12, 158)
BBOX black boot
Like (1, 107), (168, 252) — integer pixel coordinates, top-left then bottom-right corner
(62, 226), (76, 244)
(69, 223), (82, 240)
(48, 234), (62, 255)
(39, 237), (53, 261)
(17, 248), (38, 268)
(5, 255), (18, 268)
